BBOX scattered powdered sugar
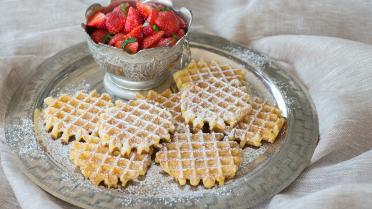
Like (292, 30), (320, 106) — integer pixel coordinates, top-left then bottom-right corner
(6, 118), (45, 160)
(228, 47), (268, 69)
(238, 145), (268, 174)
(51, 80), (92, 97)
(273, 80), (296, 108)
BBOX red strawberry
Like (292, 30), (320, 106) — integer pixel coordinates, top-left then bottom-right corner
(105, 12), (126, 34)
(156, 37), (176, 47)
(126, 25), (143, 42)
(115, 39), (139, 54)
(136, 0), (152, 18)
(87, 12), (106, 29)
(147, 9), (158, 25)
(143, 31), (165, 49)
(109, 33), (126, 46)
(124, 7), (143, 34)
(176, 15), (187, 29)
(155, 11), (180, 35)
(113, 3), (129, 15)
(143, 25), (155, 37)
(125, 42), (139, 54)
(176, 29), (185, 38)
(91, 29), (109, 43)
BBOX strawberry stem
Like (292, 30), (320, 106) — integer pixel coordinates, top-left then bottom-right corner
(152, 24), (160, 32)
(172, 34), (179, 40)
(121, 37), (137, 48)
(121, 3), (128, 14)
(160, 7), (170, 11)
(103, 33), (114, 44)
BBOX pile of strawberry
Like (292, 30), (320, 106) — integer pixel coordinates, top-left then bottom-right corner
(86, 0), (187, 54)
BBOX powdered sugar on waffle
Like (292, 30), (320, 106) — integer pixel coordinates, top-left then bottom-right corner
(226, 97), (285, 147)
(180, 77), (252, 131)
(173, 59), (246, 90)
(156, 132), (242, 188)
(98, 99), (175, 156)
(70, 135), (151, 187)
(43, 90), (113, 143)
(137, 89), (190, 133)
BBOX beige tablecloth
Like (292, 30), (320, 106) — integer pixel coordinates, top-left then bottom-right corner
(1, 0), (372, 208)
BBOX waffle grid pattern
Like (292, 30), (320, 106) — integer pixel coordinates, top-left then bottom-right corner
(137, 89), (190, 133)
(43, 90), (113, 143)
(180, 77), (252, 131)
(226, 97), (285, 147)
(70, 135), (151, 188)
(156, 132), (242, 188)
(173, 59), (246, 90)
(98, 99), (175, 156)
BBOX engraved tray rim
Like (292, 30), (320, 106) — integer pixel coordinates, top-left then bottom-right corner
(2, 32), (319, 209)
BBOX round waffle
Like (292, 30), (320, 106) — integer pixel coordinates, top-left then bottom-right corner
(180, 77), (252, 132)
(98, 99), (175, 156)
(173, 59), (246, 90)
(137, 89), (190, 133)
(43, 90), (113, 143)
(226, 97), (286, 147)
(70, 135), (151, 188)
(156, 131), (242, 188)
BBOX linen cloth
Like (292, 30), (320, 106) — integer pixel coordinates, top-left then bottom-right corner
(1, 0), (372, 208)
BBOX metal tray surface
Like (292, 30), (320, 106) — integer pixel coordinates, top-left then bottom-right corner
(3, 32), (319, 209)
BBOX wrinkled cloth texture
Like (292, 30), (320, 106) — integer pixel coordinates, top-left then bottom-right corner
(1, 0), (372, 208)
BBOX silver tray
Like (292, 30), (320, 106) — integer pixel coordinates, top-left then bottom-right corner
(3, 32), (319, 209)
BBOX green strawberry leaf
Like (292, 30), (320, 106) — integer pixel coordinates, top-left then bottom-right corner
(160, 7), (170, 11)
(102, 33), (114, 44)
(121, 37), (137, 48)
(121, 3), (128, 14)
(152, 24), (160, 32)
(172, 34), (179, 40)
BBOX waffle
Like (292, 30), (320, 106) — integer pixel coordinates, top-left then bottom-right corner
(43, 90), (113, 143)
(70, 135), (151, 187)
(98, 99), (175, 156)
(136, 89), (189, 133)
(226, 97), (286, 147)
(180, 77), (252, 131)
(156, 132), (242, 188)
(173, 59), (246, 90)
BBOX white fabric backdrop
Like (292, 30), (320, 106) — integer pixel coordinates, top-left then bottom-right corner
(1, 0), (372, 208)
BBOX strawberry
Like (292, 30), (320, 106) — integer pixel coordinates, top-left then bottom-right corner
(126, 25), (143, 42)
(143, 31), (165, 49)
(147, 9), (158, 25)
(136, 0), (152, 18)
(156, 37), (176, 47)
(176, 29), (185, 38)
(105, 11), (126, 34)
(113, 3), (129, 15)
(176, 15), (187, 29)
(115, 38), (139, 54)
(124, 7), (143, 34)
(87, 12), (106, 29)
(108, 33), (126, 46)
(155, 11), (180, 35)
(125, 42), (139, 54)
(143, 25), (155, 37)
(91, 29), (109, 43)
